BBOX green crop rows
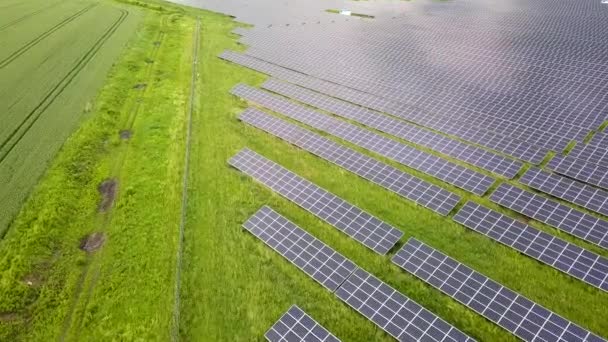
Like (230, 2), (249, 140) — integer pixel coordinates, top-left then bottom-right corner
(0, 0), (140, 234)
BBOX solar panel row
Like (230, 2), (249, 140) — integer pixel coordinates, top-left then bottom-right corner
(453, 202), (608, 292)
(335, 268), (475, 342)
(219, 51), (548, 164)
(392, 238), (606, 342)
(262, 79), (523, 179)
(568, 143), (608, 168)
(590, 132), (608, 147)
(489, 183), (608, 249)
(243, 206), (357, 292)
(520, 168), (608, 217)
(232, 84), (495, 195)
(244, 206), (475, 342)
(231, 149), (403, 254)
(238, 108), (460, 216)
(265, 305), (341, 342)
(548, 155), (608, 191)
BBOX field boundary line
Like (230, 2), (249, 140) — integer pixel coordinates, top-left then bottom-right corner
(171, 16), (200, 342)
(0, 3), (98, 69)
(0, 9), (129, 164)
(0, 0), (64, 32)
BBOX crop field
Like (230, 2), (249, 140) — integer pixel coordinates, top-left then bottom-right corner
(0, 0), (140, 234)
(0, 0), (607, 341)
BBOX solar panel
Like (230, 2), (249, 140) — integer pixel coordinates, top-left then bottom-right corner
(230, 148), (403, 254)
(490, 183), (608, 249)
(262, 79), (523, 179)
(232, 84), (495, 195)
(590, 132), (608, 147)
(568, 143), (608, 168)
(265, 305), (341, 342)
(219, 51), (548, 164)
(547, 155), (608, 191)
(238, 108), (460, 216)
(520, 167), (608, 216)
(242, 206), (357, 292)
(453, 202), (608, 292)
(335, 268), (475, 342)
(392, 238), (606, 342)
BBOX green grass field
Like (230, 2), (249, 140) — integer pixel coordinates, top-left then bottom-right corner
(0, 0), (606, 341)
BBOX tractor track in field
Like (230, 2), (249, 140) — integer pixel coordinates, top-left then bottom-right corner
(58, 15), (169, 341)
(0, 1), (64, 32)
(0, 9), (129, 165)
(0, 3), (98, 69)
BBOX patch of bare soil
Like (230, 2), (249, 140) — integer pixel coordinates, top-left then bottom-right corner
(79, 232), (106, 253)
(98, 179), (117, 212)
(133, 83), (147, 89)
(22, 272), (43, 287)
(119, 129), (132, 140)
(0, 312), (19, 322)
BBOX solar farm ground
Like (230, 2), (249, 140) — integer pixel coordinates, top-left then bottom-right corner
(0, 0), (607, 341)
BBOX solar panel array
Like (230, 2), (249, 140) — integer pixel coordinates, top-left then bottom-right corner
(262, 79), (523, 179)
(265, 305), (341, 342)
(240, 41), (591, 153)
(453, 202), (608, 292)
(236, 20), (607, 142)
(520, 168), (608, 216)
(238, 108), (460, 216)
(489, 183), (608, 249)
(548, 155), (608, 191)
(219, 51), (549, 164)
(335, 268), (475, 342)
(232, 84), (495, 195)
(231, 149), (403, 254)
(242, 206), (357, 292)
(392, 238), (606, 342)
(244, 206), (476, 342)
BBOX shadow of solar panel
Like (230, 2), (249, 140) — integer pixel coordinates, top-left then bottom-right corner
(237, 108), (460, 216)
(392, 238), (607, 342)
(265, 305), (341, 342)
(243, 206), (357, 292)
(230, 148), (403, 254)
(520, 168), (608, 216)
(548, 155), (608, 191)
(453, 202), (608, 292)
(262, 79), (523, 179)
(231, 84), (495, 196)
(335, 268), (475, 342)
(490, 183), (608, 249)
(219, 51), (548, 164)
